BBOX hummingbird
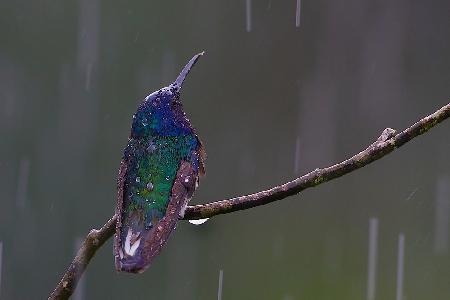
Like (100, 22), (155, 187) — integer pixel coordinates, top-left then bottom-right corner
(114, 52), (206, 273)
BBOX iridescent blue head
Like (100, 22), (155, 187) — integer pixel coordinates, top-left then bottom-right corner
(131, 52), (204, 138)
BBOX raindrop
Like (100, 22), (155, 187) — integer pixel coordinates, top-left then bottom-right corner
(367, 218), (378, 300)
(146, 182), (154, 191)
(405, 187), (419, 202)
(295, 0), (301, 27)
(217, 269), (223, 300)
(142, 117), (148, 127)
(135, 177), (141, 183)
(189, 218), (209, 225)
(245, 0), (252, 32)
(0, 241), (3, 296)
(134, 31), (140, 43)
(396, 233), (405, 300)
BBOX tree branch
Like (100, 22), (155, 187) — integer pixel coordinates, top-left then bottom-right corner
(49, 102), (450, 300)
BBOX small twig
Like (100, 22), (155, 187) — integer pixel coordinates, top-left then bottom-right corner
(49, 217), (116, 300)
(49, 102), (450, 300)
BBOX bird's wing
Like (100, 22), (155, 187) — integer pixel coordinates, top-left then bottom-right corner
(113, 159), (128, 270)
(114, 160), (198, 273)
(196, 136), (206, 177)
(138, 160), (197, 267)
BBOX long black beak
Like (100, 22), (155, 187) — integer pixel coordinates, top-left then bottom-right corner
(172, 51), (204, 90)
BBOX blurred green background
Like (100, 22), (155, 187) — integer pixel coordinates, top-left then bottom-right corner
(0, 0), (449, 299)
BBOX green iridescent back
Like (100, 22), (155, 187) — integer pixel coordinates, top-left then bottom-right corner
(124, 133), (200, 231)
